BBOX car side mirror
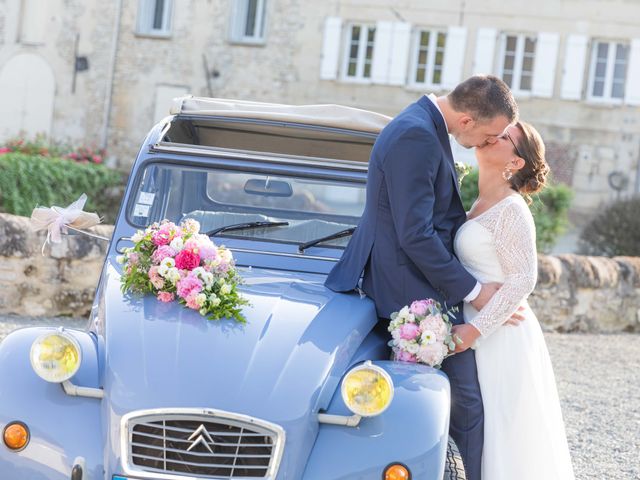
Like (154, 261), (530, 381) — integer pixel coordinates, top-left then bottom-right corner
(244, 178), (293, 197)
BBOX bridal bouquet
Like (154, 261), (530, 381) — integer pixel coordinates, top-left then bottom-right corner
(118, 219), (249, 323)
(388, 299), (458, 368)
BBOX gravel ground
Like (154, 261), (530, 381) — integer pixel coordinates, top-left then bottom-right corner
(1, 315), (638, 479)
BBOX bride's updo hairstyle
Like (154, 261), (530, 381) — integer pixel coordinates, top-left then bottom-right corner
(510, 121), (550, 203)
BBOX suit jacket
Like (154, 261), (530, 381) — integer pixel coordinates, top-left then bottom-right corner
(325, 96), (476, 321)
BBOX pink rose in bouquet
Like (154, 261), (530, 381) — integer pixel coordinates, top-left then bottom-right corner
(175, 249), (201, 270)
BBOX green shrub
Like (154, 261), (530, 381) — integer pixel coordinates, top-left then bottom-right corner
(459, 168), (573, 253)
(0, 153), (125, 223)
(578, 196), (640, 257)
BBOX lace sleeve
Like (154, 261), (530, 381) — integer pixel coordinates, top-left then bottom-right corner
(469, 198), (538, 337)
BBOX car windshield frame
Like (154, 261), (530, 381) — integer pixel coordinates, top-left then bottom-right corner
(125, 157), (367, 250)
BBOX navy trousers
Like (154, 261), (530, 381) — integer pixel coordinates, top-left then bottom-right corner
(440, 348), (484, 480)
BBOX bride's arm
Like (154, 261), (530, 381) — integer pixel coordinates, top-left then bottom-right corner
(468, 200), (538, 338)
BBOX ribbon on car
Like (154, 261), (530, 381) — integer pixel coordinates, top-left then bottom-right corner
(30, 194), (105, 254)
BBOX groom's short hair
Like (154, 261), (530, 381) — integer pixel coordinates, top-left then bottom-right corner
(449, 75), (518, 123)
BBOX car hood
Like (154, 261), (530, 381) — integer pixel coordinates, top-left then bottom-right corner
(99, 263), (377, 478)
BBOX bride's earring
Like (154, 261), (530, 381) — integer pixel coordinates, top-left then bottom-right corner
(502, 167), (513, 182)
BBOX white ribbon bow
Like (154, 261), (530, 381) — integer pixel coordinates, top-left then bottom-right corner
(30, 194), (103, 253)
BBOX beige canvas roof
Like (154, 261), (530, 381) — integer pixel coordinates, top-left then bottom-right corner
(170, 96), (392, 134)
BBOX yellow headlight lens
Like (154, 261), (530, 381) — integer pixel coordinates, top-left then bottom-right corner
(341, 361), (394, 417)
(30, 330), (82, 383)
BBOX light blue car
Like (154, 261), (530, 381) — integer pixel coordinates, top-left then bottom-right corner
(0, 98), (466, 480)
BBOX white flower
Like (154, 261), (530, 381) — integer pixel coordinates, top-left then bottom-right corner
(183, 219), (201, 234)
(398, 306), (410, 320)
(195, 293), (207, 307)
(220, 283), (232, 295)
(116, 255), (126, 264)
(421, 330), (437, 345)
(406, 341), (420, 355)
(192, 267), (206, 278)
(157, 264), (169, 277)
(170, 237), (184, 251)
(199, 307), (208, 316)
(131, 230), (144, 243)
(166, 268), (181, 284)
(161, 257), (175, 269)
(406, 313), (416, 323)
(202, 272), (214, 288)
(210, 296), (221, 307)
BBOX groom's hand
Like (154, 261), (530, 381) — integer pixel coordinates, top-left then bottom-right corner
(470, 282), (501, 311)
(451, 324), (481, 353)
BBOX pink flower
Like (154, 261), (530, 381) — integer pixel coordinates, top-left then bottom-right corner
(148, 266), (165, 289)
(176, 274), (202, 299)
(157, 291), (175, 303)
(152, 224), (179, 246)
(151, 245), (177, 264)
(128, 253), (139, 265)
(0, 147), (10, 155)
(410, 300), (432, 317)
(417, 343), (447, 367)
(175, 250), (201, 270)
(395, 349), (417, 363)
(185, 293), (200, 310)
(399, 323), (420, 340)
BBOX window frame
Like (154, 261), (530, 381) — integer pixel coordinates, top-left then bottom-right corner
(229, 0), (268, 46)
(341, 22), (376, 84)
(497, 33), (537, 96)
(408, 27), (448, 90)
(586, 39), (629, 104)
(136, 0), (174, 38)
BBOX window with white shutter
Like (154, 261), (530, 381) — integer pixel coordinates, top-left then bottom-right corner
(230, 0), (267, 44)
(410, 28), (448, 88)
(587, 40), (629, 103)
(472, 28), (497, 75)
(137, 0), (173, 37)
(498, 33), (537, 95)
(342, 23), (376, 82)
(320, 17), (343, 80)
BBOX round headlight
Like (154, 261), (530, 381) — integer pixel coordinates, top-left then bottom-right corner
(30, 329), (82, 383)
(341, 361), (394, 417)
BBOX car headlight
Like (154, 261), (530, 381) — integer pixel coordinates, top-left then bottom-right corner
(341, 361), (394, 417)
(30, 329), (82, 383)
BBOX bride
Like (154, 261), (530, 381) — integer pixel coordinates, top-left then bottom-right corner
(451, 121), (575, 479)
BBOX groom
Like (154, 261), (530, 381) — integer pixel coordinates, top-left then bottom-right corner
(325, 75), (518, 480)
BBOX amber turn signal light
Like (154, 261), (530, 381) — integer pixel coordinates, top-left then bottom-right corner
(3, 422), (29, 451)
(384, 463), (411, 480)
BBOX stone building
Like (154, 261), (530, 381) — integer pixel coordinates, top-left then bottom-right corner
(0, 0), (639, 230)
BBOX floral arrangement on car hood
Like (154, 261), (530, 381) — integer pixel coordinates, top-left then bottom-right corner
(118, 219), (249, 323)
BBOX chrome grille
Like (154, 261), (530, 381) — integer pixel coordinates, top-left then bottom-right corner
(122, 409), (285, 479)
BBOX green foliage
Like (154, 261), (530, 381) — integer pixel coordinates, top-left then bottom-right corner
(578, 196), (640, 257)
(458, 167), (573, 253)
(0, 153), (125, 223)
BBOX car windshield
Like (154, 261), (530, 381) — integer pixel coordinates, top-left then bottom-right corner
(128, 163), (366, 248)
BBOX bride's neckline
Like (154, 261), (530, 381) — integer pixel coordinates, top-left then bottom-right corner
(467, 193), (520, 222)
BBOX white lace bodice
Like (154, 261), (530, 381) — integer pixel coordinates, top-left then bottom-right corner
(454, 194), (538, 337)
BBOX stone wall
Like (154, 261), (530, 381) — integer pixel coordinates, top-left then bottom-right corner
(0, 213), (638, 332)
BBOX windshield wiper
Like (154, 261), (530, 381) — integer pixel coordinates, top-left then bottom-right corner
(205, 221), (289, 237)
(298, 227), (356, 253)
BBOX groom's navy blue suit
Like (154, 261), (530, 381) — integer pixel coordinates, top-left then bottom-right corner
(325, 96), (484, 480)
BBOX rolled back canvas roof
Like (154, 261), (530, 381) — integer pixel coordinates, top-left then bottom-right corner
(170, 96), (392, 134)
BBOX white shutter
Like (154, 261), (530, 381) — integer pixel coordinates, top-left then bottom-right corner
(532, 32), (560, 97)
(560, 34), (588, 100)
(137, 0), (152, 34)
(388, 22), (411, 86)
(624, 38), (640, 106)
(473, 28), (497, 75)
(441, 26), (467, 88)
(4, 0), (21, 44)
(320, 17), (343, 80)
(371, 21), (393, 84)
(20, 0), (47, 44)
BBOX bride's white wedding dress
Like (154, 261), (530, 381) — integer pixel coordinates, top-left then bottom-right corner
(454, 194), (575, 480)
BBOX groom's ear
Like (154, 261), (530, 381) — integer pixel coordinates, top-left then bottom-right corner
(459, 115), (475, 130)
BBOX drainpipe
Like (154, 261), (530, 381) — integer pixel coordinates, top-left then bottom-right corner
(100, 0), (124, 152)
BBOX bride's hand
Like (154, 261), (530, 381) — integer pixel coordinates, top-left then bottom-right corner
(504, 306), (527, 326)
(451, 324), (481, 353)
